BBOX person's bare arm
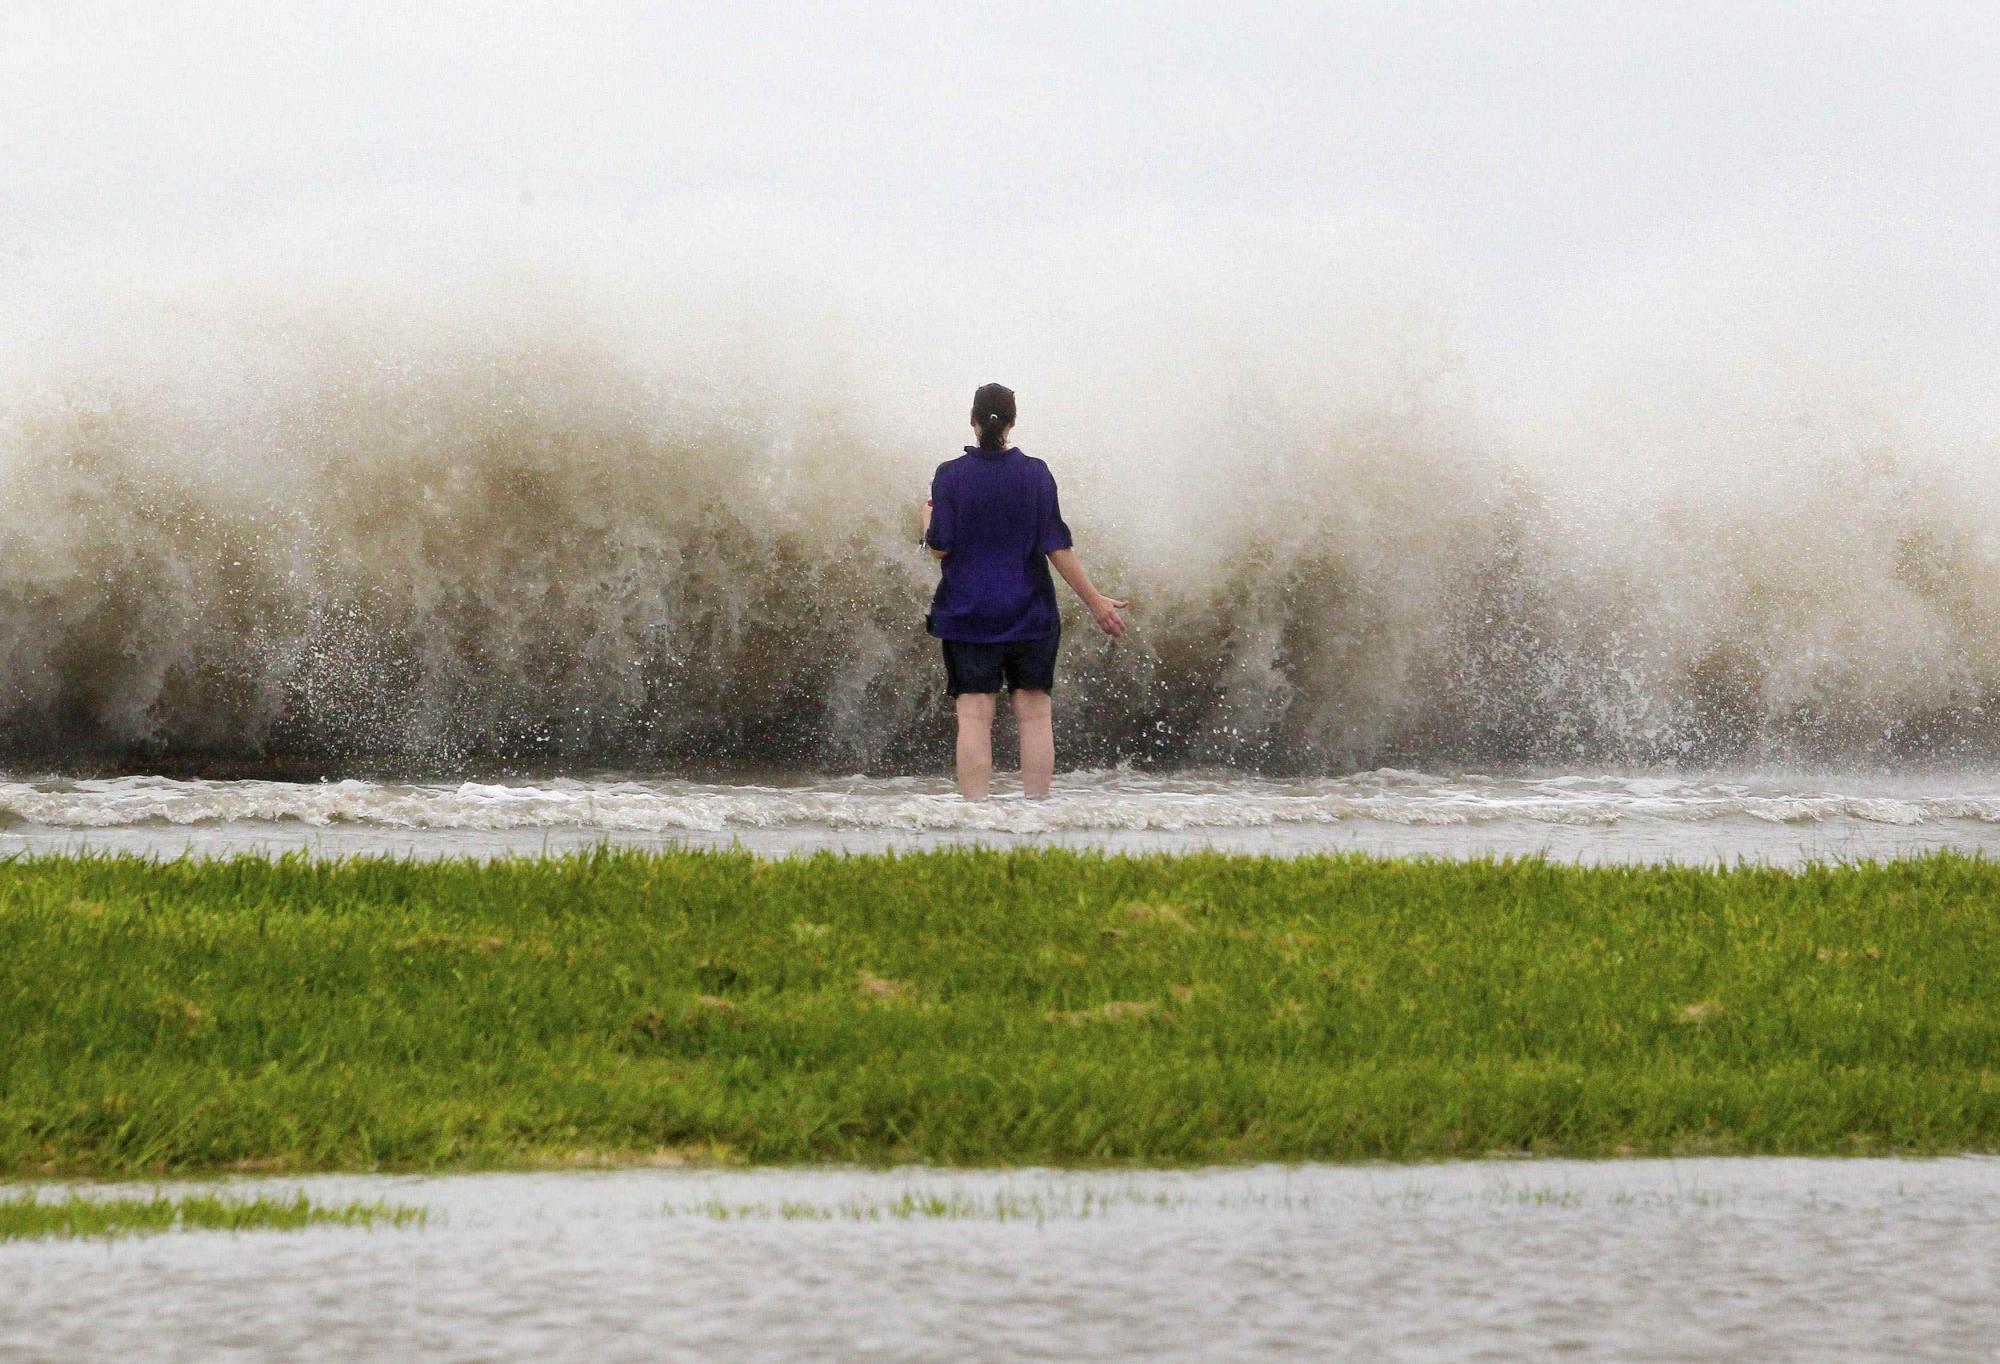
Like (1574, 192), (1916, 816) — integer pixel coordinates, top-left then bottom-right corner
(1047, 547), (1127, 638)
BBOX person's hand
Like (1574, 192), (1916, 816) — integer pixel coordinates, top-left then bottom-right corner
(1090, 594), (1129, 639)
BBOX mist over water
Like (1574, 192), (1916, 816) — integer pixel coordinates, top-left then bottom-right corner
(7, 5), (2000, 780)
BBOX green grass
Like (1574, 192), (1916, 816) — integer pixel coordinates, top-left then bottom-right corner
(2, 846), (1999, 1175)
(0, 1190), (425, 1240)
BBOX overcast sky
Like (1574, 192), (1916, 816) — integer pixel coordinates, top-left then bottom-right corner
(6, 1), (1998, 430)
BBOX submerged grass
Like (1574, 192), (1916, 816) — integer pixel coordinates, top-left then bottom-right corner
(0, 1191), (425, 1240)
(670, 1186), (1186, 1223)
(665, 1181), (1666, 1222)
(3, 847), (2000, 1175)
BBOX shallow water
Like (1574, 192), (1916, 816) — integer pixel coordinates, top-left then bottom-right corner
(7, 768), (2000, 865)
(3, 1159), (1996, 1361)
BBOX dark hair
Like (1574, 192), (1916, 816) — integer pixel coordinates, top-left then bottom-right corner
(971, 382), (1016, 450)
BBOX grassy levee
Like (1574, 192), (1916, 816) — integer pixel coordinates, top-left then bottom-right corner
(2, 848), (1997, 1175)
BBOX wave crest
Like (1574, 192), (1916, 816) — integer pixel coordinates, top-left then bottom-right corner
(5, 284), (2000, 774)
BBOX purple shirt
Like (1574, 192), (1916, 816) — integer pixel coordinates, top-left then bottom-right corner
(925, 446), (1073, 642)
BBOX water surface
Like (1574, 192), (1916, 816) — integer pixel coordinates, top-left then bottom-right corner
(4, 1159), (1996, 1361)
(9, 768), (2000, 865)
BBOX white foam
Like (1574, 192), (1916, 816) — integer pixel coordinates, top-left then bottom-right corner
(7, 769), (2000, 834)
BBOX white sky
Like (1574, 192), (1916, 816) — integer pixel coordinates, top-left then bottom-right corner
(5, 1), (1998, 431)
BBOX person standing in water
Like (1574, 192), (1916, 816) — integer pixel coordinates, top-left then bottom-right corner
(923, 382), (1127, 800)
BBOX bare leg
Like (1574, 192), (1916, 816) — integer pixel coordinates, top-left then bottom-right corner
(1012, 688), (1054, 798)
(954, 692), (996, 800)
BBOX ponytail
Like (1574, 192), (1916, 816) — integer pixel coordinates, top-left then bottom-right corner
(971, 382), (1017, 451)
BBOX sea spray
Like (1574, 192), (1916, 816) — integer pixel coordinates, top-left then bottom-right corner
(4, 269), (2000, 774)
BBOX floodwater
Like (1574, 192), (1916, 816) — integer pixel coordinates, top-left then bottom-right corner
(3, 1159), (1997, 1361)
(8, 768), (2000, 865)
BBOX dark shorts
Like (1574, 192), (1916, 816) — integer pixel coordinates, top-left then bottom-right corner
(940, 627), (1060, 695)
